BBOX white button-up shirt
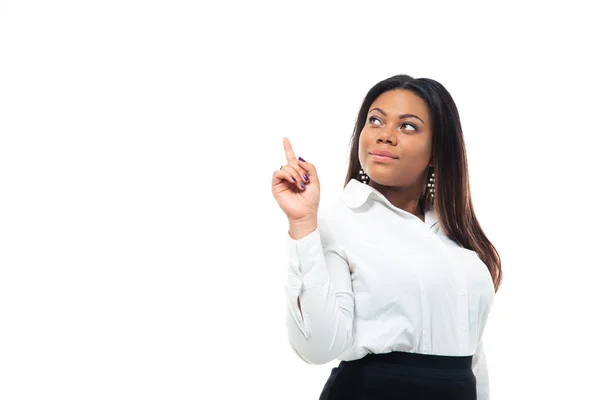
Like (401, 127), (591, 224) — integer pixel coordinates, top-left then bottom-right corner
(285, 178), (495, 399)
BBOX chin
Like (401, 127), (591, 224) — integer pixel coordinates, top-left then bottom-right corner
(367, 175), (396, 187)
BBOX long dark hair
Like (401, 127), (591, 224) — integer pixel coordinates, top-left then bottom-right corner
(344, 74), (502, 292)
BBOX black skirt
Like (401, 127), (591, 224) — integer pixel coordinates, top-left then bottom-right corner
(319, 351), (476, 400)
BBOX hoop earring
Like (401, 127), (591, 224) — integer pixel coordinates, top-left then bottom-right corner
(358, 168), (370, 184)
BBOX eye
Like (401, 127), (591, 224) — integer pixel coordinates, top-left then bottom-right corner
(368, 116), (383, 126)
(400, 122), (417, 131)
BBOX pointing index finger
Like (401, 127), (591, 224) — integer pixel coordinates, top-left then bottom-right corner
(282, 137), (297, 163)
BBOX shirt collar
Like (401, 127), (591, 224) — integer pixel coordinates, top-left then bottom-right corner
(342, 178), (440, 229)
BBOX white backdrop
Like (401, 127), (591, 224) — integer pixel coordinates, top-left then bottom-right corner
(1, 1), (599, 399)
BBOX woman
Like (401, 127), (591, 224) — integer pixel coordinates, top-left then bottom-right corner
(271, 74), (502, 400)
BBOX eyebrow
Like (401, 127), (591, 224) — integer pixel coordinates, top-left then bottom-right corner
(369, 107), (425, 125)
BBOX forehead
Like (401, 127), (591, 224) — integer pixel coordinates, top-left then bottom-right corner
(370, 90), (430, 120)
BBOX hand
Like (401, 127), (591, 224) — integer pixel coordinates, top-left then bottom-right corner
(271, 137), (320, 223)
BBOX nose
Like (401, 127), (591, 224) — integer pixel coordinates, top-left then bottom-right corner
(376, 126), (397, 145)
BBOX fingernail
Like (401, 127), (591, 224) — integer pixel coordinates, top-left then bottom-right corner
(304, 174), (309, 181)
(298, 157), (306, 162)
(292, 176), (296, 182)
(300, 182), (305, 189)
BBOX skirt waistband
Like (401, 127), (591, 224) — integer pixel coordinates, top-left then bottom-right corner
(354, 351), (473, 370)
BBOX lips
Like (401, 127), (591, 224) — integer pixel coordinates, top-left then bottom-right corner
(369, 149), (398, 159)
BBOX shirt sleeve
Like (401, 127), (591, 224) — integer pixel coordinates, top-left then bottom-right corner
(284, 219), (354, 365)
(472, 339), (490, 400)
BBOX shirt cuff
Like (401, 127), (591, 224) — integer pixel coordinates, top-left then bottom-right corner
(287, 226), (330, 288)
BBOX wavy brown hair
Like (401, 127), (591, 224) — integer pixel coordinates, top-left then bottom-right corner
(344, 74), (502, 292)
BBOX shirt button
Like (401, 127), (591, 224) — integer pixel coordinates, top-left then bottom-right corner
(459, 288), (466, 296)
(460, 325), (467, 332)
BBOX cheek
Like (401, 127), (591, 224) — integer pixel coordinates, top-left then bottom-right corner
(402, 136), (431, 158)
(358, 132), (368, 162)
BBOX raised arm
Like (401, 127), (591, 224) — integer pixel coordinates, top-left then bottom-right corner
(272, 137), (354, 364)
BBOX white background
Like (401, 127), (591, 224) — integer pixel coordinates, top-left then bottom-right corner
(1, 1), (599, 399)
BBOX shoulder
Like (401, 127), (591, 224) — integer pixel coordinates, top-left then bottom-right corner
(317, 193), (353, 226)
(316, 196), (353, 244)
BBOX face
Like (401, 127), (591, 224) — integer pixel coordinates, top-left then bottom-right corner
(358, 89), (433, 188)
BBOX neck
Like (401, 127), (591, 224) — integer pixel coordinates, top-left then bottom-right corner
(368, 181), (425, 220)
